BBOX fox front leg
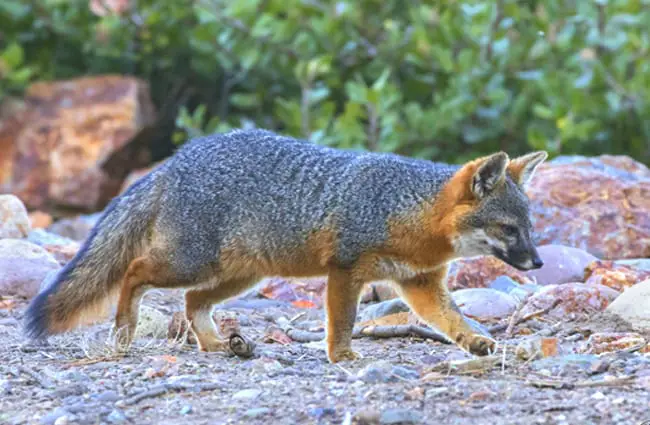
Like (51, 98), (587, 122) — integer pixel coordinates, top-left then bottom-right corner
(324, 266), (364, 363)
(397, 266), (496, 356)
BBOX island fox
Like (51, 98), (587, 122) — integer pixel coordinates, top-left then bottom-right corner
(24, 129), (547, 363)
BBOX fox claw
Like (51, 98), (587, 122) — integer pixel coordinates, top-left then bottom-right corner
(457, 334), (496, 356)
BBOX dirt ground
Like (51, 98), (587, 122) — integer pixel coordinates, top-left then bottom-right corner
(1, 289), (649, 425)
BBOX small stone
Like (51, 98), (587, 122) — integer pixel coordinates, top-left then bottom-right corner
(53, 416), (70, 425)
(380, 408), (422, 424)
(232, 388), (262, 401)
(452, 288), (519, 321)
(309, 407), (336, 419)
(244, 408), (270, 419)
(590, 358), (611, 375)
(354, 408), (381, 424)
(94, 390), (120, 402)
(106, 409), (127, 424)
(358, 298), (410, 323)
(614, 258), (650, 272)
(28, 211), (53, 229)
(591, 391), (605, 400)
(40, 408), (69, 425)
(0, 239), (60, 298)
(489, 276), (541, 301)
(356, 361), (417, 383)
(577, 332), (647, 355)
(180, 405), (192, 415)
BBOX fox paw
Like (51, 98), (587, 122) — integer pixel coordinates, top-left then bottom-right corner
(328, 348), (361, 363)
(457, 334), (496, 356)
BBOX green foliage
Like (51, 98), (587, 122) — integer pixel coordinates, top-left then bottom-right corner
(2, 0), (650, 164)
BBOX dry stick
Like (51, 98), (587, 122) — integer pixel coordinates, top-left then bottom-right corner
(15, 365), (54, 389)
(527, 375), (636, 390)
(490, 298), (562, 335)
(505, 292), (534, 338)
(119, 382), (222, 406)
(285, 324), (450, 344)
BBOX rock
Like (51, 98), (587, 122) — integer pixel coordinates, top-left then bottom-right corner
(360, 280), (399, 303)
(0, 194), (30, 238)
(47, 213), (102, 242)
(28, 211), (54, 229)
(452, 288), (519, 321)
(309, 407), (336, 420)
(527, 155), (650, 259)
(354, 409), (381, 425)
(515, 337), (558, 361)
(27, 229), (80, 265)
(119, 161), (164, 194)
(520, 282), (620, 320)
(0, 239), (60, 298)
(179, 405), (192, 415)
(258, 276), (327, 308)
(606, 279), (650, 331)
(3, 75), (156, 211)
(134, 305), (168, 339)
(356, 360), (419, 383)
(167, 311), (197, 345)
(577, 332), (647, 355)
(40, 408), (70, 425)
(106, 409), (127, 424)
(358, 298), (411, 323)
(489, 276), (541, 301)
(0, 98), (28, 192)
(614, 258), (650, 272)
(380, 408), (422, 424)
(530, 354), (601, 376)
(524, 245), (598, 286)
(244, 408), (270, 419)
(232, 388), (262, 401)
(584, 260), (650, 291)
(446, 256), (533, 290)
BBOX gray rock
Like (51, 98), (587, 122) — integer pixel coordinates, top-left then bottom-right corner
(40, 408), (70, 425)
(358, 298), (410, 323)
(606, 279), (650, 331)
(47, 213), (101, 242)
(94, 390), (120, 403)
(380, 408), (422, 424)
(356, 360), (418, 383)
(180, 405), (192, 415)
(133, 305), (168, 339)
(106, 409), (127, 424)
(244, 408), (270, 419)
(452, 288), (519, 320)
(531, 354), (600, 376)
(490, 276), (541, 301)
(232, 388), (262, 400)
(524, 244), (597, 286)
(0, 239), (60, 298)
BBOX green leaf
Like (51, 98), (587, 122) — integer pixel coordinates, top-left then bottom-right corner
(1, 43), (24, 69)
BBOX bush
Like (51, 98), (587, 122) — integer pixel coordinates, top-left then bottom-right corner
(1, 0), (650, 164)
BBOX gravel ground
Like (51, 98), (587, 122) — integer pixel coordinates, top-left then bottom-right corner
(1, 289), (649, 425)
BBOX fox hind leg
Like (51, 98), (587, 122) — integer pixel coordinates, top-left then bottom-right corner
(184, 277), (258, 352)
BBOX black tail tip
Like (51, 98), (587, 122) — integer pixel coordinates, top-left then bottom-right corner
(23, 290), (51, 341)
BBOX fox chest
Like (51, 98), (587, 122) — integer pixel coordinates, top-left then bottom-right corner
(373, 257), (437, 282)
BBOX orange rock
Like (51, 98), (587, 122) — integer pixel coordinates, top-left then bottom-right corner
(0, 98), (27, 192)
(446, 256), (533, 290)
(578, 332), (647, 354)
(520, 282), (620, 320)
(584, 260), (650, 291)
(28, 211), (53, 229)
(527, 155), (650, 260)
(3, 75), (155, 211)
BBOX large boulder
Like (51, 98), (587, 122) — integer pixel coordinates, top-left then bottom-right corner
(446, 256), (533, 290)
(0, 194), (30, 239)
(527, 155), (650, 260)
(584, 260), (650, 292)
(1, 75), (156, 211)
(0, 239), (60, 298)
(524, 244), (597, 286)
(520, 282), (620, 320)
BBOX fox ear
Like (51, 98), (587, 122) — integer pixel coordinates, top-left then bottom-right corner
(508, 151), (548, 187)
(471, 152), (509, 199)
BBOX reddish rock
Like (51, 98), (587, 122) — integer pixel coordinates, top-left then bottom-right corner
(577, 332), (647, 355)
(524, 244), (598, 286)
(0, 98), (28, 192)
(2, 75), (155, 211)
(527, 155), (650, 260)
(258, 276), (327, 308)
(584, 260), (650, 291)
(0, 194), (30, 239)
(446, 256), (533, 290)
(28, 211), (53, 229)
(119, 161), (164, 194)
(520, 282), (620, 320)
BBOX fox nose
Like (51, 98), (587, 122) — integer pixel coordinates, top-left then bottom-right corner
(532, 256), (544, 269)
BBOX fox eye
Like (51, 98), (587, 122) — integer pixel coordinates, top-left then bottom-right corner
(501, 224), (518, 236)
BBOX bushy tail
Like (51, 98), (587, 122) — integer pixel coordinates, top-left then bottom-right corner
(24, 170), (164, 339)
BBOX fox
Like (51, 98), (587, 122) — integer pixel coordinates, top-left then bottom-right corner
(24, 129), (547, 363)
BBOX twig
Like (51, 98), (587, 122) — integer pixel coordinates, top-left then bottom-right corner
(119, 381), (222, 406)
(353, 324), (450, 343)
(505, 292), (533, 338)
(519, 299), (562, 323)
(527, 375), (635, 390)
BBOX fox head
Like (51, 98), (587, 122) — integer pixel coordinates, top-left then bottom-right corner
(447, 150), (548, 271)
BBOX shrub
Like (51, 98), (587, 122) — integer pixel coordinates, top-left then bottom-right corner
(1, 0), (649, 164)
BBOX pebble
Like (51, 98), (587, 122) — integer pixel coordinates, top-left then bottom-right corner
(180, 405), (192, 415)
(354, 408), (381, 424)
(106, 409), (127, 424)
(94, 390), (120, 403)
(244, 408), (270, 419)
(356, 361), (419, 383)
(232, 388), (262, 400)
(309, 407), (336, 419)
(380, 408), (422, 424)
(40, 408), (69, 425)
